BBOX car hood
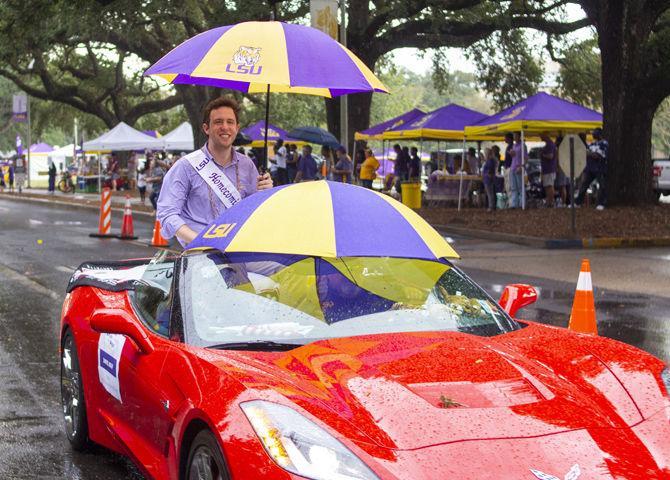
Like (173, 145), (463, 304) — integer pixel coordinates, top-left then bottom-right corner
(211, 329), (646, 450)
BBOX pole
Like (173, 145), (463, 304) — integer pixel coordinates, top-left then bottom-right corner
(458, 138), (466, 211)
(521, 130), (526, 210)
(339, 0), (348, 151)
(263, 84), (271, 171)
(569, 137), (576, 234)
(26, 95), (31, 188)
(73, 118), (78, 171)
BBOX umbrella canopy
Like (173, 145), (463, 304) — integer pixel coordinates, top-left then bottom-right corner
(161, 122), (195, 151)
(82, 122), (164, 151)
(354, 108), (425, 141)
(464, 92), (602, 137)
(144, 21), (387, 98)
(188, 181), (458, 260)
(382, 104), (491, 141)
(286, 126), (340, 149)
(229, 254), (450, 324)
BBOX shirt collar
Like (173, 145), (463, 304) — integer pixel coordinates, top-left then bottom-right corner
(202, 143), (238, 167)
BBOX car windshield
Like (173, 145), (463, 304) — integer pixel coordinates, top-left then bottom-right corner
(179, 251), (519, 349)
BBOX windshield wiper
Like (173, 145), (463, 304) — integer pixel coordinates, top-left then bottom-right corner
(207, 340), (303, 351)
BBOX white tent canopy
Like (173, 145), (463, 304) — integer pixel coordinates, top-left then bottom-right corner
(50, 144), (76, 159)
(83, 122), (164, 151)
(161, 122), (194, 151)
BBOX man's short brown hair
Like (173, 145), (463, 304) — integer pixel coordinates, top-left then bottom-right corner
(202, 96), (240, 125)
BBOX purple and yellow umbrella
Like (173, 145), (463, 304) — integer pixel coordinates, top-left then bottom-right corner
(144, 21), (388, 162)
(188, 181), (458, 260)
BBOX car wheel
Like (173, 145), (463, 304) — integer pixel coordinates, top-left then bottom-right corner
(61, 330), (90, 450)
(186, 430), (229, 480)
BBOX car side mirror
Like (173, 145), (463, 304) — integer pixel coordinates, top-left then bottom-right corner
(499, 284), (538, 318)
(90, 308), (155, 355)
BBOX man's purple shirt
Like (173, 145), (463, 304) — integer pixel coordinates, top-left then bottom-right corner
(157, 145), (259, 246)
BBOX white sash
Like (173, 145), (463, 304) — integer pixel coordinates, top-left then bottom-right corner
(186, 149), (242, 210)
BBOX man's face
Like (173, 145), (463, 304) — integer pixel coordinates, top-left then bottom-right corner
(203, 106), (239, 150)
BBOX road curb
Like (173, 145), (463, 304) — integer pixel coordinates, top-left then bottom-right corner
(0, 192), (155, 218)
(432, 224), (670, 249)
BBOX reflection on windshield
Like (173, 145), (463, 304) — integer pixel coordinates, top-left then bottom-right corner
(180, 252), (517, 348)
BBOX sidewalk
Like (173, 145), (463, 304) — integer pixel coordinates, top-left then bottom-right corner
(0, 188), (155, 216)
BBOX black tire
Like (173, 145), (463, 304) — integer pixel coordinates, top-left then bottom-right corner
(185, 430), (229, 480)
(60, 330), (90, 450)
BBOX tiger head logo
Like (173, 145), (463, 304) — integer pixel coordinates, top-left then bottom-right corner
(232, 46), (261, 67)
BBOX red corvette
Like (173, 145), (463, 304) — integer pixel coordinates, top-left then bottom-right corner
(60, 249), (670, 480)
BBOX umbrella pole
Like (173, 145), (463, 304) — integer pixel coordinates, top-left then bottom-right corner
(263, 84), (271, 171)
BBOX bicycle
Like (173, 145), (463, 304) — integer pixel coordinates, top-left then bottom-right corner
(57, 170), (76, 193)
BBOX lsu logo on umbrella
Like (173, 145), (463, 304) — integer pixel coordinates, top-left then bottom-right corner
(203, 223), (237, 239)
(226, 46), (263, 75)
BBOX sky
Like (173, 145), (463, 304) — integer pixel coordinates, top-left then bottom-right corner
(389, 4), (592, 79)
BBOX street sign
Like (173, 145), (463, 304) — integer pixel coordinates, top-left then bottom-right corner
(558, 134), (586, 175)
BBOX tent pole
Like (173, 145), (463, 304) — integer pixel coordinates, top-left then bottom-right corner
(521, 129), (526, 210)
(458, 137), (466, 211)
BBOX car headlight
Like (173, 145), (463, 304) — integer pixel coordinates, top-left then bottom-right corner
(662, 367), (670, 397)
(241, 400), (379, 480)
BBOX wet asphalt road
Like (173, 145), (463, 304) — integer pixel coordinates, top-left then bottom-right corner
(0, 197), (668, 479)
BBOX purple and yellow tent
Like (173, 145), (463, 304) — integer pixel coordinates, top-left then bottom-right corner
(382, 104), (491, 141)
(464, 92), (602, 138)
(354, 108), (425, 141)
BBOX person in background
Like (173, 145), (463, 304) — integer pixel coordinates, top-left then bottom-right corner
(333, 146), (353, 183)
(575, 127), (608, 210)
(146, 155), (165, 211)
(509, 131), (528, 208)
(353, 148), (366, 183)
(48, 159), (57, 194)
(321, 145), (334, 180)
(273, 138), (288, 186)
(7, 160), (14, 192)
(392, 143), (409, 194)
(286, 144), (299, 183)
(137, 161), (148, 205)
(503, 132), (514, 199)
(481, 147), (499, 212)
(108, 153), (120, 191)
(409, 147), (421, 180)
(466, 147), (481, 175)
(540, 132), (557, 207)
(127, 152), (137, 192)
(294, 144), (318, 182)
(453, 154), (465, 173)
(359, 148), (380, 189)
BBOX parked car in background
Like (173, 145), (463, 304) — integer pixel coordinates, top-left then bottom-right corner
(652, 158), (670, 199)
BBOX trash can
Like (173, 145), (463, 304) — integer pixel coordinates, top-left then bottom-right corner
(401, 182), (422, 209)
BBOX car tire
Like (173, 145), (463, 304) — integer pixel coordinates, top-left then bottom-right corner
(185, 430), (230, 480)
(60, 330), (90, 451)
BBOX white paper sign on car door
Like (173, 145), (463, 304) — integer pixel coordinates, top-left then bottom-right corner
(98, 333), (126, 403)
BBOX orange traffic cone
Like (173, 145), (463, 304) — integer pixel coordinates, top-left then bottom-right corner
(568, 259), (597, 335)
(117, 195), (138, 240)
(149, 219), (169, 247)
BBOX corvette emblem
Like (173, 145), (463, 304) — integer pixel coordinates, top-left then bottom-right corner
(530, 464), (581, 480)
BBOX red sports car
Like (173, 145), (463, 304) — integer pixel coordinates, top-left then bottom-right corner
(60, 249), (670, 479)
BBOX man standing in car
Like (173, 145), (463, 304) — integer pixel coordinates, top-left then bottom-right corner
(157, 97), (273, 246)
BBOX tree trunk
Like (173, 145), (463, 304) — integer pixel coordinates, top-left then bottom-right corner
(177, 85), (220, 148)
(586, 0), (659, 205)
(325, 93), (373, 153)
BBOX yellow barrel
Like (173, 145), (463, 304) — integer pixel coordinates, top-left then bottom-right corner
(401, 182), (422, 209)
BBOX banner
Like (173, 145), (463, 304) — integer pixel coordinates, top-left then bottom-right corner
(12, 93), (27, 122)
(310, 0), (338, 39)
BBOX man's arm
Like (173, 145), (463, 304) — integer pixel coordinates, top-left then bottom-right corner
(156, 162), (190, 240)
(175, 224), (199, 244)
